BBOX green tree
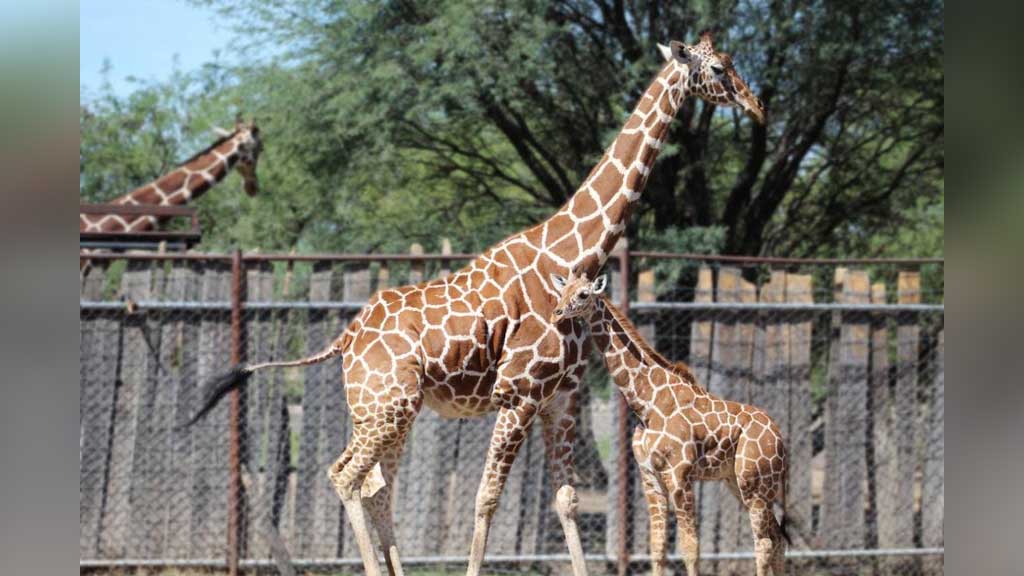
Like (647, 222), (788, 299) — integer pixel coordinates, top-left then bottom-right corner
(83, 0), (943, 259)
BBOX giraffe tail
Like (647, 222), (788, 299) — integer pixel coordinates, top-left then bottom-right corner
(183, 344), (342, 428)
(779, 465), (792, 546)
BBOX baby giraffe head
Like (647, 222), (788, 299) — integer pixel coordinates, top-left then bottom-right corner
(549, 268), (608, 324)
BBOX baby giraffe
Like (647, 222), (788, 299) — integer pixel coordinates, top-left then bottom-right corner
(550, 271), (788, 576)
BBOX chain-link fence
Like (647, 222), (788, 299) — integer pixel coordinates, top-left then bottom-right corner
(79, 250), (943, 575)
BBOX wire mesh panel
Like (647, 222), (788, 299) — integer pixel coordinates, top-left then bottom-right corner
(80, 253), (943, 575)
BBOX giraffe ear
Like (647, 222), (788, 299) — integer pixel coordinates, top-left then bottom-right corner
(657, 43), (673, 62)
(591, 275), (608, 294)
(658, 41), (689, 63)
(212, 125), (233, 137)
(550, 274), (568, 291)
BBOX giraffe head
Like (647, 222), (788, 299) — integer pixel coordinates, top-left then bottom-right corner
(549, 268), (608, 323)
(215, 118), (263, 196)
(658, 31), (765, 124)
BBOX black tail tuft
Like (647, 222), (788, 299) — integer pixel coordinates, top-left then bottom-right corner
(779, 514), (793, 546)
(182, 365), (253, 428)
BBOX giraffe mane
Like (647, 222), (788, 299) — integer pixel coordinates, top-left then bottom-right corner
(597, 294), (705, 390)
(177, 130), (238, 167)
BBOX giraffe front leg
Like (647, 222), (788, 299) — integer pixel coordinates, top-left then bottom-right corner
(466, 402), (538, 576)
(632, 430), (669, 576)
(541, 388), (588, 576)
(670, 480), (700, 576)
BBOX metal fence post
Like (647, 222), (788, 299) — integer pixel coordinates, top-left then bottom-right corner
(616, 240), (632, 576)
(228, 249), (244, 576)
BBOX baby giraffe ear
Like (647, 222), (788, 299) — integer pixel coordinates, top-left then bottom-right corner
(657, 43), (673, 62)
(591, 275), (608, 294)
(550, 273), (568, 291)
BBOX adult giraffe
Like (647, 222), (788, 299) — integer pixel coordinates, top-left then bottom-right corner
(80, 119), (262, 234)
(192, 33), (763, 576)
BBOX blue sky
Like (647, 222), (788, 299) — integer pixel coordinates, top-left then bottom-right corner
(80, 1), (234, 98)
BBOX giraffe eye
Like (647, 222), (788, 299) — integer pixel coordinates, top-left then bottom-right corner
(711, 65), (725, 75)
(579, 290), (589, 299)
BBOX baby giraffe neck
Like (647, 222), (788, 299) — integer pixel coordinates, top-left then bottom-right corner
(585, 297), (664, 418)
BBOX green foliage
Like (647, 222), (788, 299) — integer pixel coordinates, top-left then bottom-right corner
(82, 0), (943, 261)
(636, 225), (726, 296)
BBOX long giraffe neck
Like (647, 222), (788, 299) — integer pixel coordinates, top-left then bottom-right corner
(539, 61), (688, 277)
(80, 134), (245, 233)
(586, 295), (700, 418)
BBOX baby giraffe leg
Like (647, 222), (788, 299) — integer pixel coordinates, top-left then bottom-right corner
(631, 430), (669, 576)
(670, 481), (700, 576)
(747, 498), (778, 576)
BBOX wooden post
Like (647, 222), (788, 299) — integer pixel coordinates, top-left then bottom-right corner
(689, 266), (714, 384)
(754, 271), (787, 436)
(616, 240), (632, 575)
(786, 274), (814, 541)
(227, 250), (244, 576)
(409, 243), (425, 284)
(823, 269), (870, 551)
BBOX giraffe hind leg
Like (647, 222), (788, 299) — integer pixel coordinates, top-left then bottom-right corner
(329, 385), (421, 576)
(364, 446), (407, 576)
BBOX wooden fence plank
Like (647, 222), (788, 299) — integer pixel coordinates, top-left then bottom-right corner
(785, 274), (814, 543)
(190, 262), (232, 557)
(98, 260), (152, 556)
(823, 269), (870, 549)
(128, 260), (168, 557)
(294, 263), (347, 556)
(894, 272), (921, 545)
(243, 262), (275, 557)
(80, 262), (117, 558)
(870, 282), (899, 552)
(257, 263), (295, 558)
(922, 330), (944, 547)
(164, 262), (201, 557)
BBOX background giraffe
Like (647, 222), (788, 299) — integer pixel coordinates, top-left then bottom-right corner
(190, 33), (763, 576)
(550, 272), (788, 576)
(79, 119), (262, 234)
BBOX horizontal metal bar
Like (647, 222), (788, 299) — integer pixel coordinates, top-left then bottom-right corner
(79, 251), (478, 263)
(78, 250), (944, 266)
(80, 300), (367, 311)
(80, 547), (943, 569)
(631, 302), (944, 313)
(629, 251), (944, 265)
(80, 300), (944, 313)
